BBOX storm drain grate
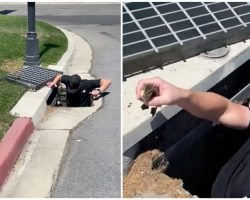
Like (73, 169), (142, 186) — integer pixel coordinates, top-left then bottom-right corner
(5, 66), (63, 90)
(123, 2), (250, 77)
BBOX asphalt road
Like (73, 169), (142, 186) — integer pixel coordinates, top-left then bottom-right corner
(0, 4), (121, 198)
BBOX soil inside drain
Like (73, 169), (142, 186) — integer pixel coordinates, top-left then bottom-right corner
(123, 149), (193, 198)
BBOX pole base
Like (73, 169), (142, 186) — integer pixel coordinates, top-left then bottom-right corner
(24, 32), (41, 67)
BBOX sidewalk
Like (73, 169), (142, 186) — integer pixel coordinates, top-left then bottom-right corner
(0, 28), (101, 197)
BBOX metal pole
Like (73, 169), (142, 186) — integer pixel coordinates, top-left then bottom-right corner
(24, 2), (41, 67)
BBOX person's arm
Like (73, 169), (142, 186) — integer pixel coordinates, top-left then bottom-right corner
(99, 79), (111, 93)
(47, 74), (62, 88)
(177, 90), (250, 129)
(90, 79), (111, 96)
(136, 77), (250, 130)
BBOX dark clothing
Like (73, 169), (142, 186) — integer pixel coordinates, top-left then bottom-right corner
(212, 136), (250, 197)
(61, 75), (101, 107)
(211, 112), (250, 198)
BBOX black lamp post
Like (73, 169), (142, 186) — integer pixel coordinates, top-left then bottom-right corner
(24, 2), (40, 67)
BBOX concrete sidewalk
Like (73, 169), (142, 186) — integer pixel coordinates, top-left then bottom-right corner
(0, 28), (101, 197)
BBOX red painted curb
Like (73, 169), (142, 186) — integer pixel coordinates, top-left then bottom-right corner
(0, 118), (34, 188)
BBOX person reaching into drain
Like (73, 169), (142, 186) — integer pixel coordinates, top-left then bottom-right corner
(47, 74), (111, 107)
(136, 76), (250, 129)
(136, 76), (250, 198)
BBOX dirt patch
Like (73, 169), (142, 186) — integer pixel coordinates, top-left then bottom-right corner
(123, 149), (193, 198)
(46, 105), (57, 114)
(1, 59), (23, 73)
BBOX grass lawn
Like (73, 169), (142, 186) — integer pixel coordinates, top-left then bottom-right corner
(0, 15), (67, 139)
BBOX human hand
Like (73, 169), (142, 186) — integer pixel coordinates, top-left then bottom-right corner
(136, 77), (182, 107)
(47, 82), (57, 88)
(90, 89), (101, 97)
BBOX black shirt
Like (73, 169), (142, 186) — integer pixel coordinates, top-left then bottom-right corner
(211, 114), (250, 198)
(61, 75), (101, 107)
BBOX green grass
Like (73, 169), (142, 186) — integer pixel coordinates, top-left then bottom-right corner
(0, 15), (67, 139)
(0, 70), (26, 139)
(0, 15), (67, 66)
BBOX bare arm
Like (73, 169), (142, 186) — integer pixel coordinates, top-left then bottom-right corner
(176, 90), (250, 129)
(99, 79), (111, 92)
(90, 79), (111, 96)
(136, 77), (250, 130)
(47, 74), (62, 88)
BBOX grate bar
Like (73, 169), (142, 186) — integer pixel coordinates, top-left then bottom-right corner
(124, 38), (148, 47)
(176, 2), (206, 39)
(201, 2), (227, 33)
(130, 6), (153, 13)
(168, 17), (192, 25)
(123, 29), (141, 36)
(204, 29), (224, 36)
(198, 21), (220, 28)
(123, 21), (133, 26)
(155, 2), (174, 8)
(157, 37), (196, 50)
(230, 3), (249, 10)
(123, 48), (154, 59)
(156, 8), (182, 17)
(123, 3), (158, 53)
(144, 24), (169, 31)
(5, 66), (62, 90)
(225, 2), (247, 27)
(137, 15), (162, 22)
(181, 4), (205, 11)
(190, 12), (213, 20)
(240, 12), (250, 18)
(219, 15), (241, 23)
(225, 23), (245, 30)
(149, 2), (183, 45)
(181, 35), (203, 43)
(205, 2), (218, 6)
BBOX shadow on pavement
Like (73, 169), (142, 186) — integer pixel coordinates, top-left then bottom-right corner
(0, 10), (16, 15)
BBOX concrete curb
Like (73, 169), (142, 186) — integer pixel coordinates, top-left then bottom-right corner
(0, 118), (34, 188)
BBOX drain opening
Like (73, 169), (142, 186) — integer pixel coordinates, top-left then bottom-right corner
(46, 86), (104, 107)
(47, 86), (67, 107)
(124, 59), (250, 197)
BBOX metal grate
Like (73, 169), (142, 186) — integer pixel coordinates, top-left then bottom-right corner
(5, 66), (63, 90)
(123, 2), (250, 77)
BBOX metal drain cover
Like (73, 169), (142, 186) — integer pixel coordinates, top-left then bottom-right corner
(123, 2), (250, 77)
(5, 66), (63, 90)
